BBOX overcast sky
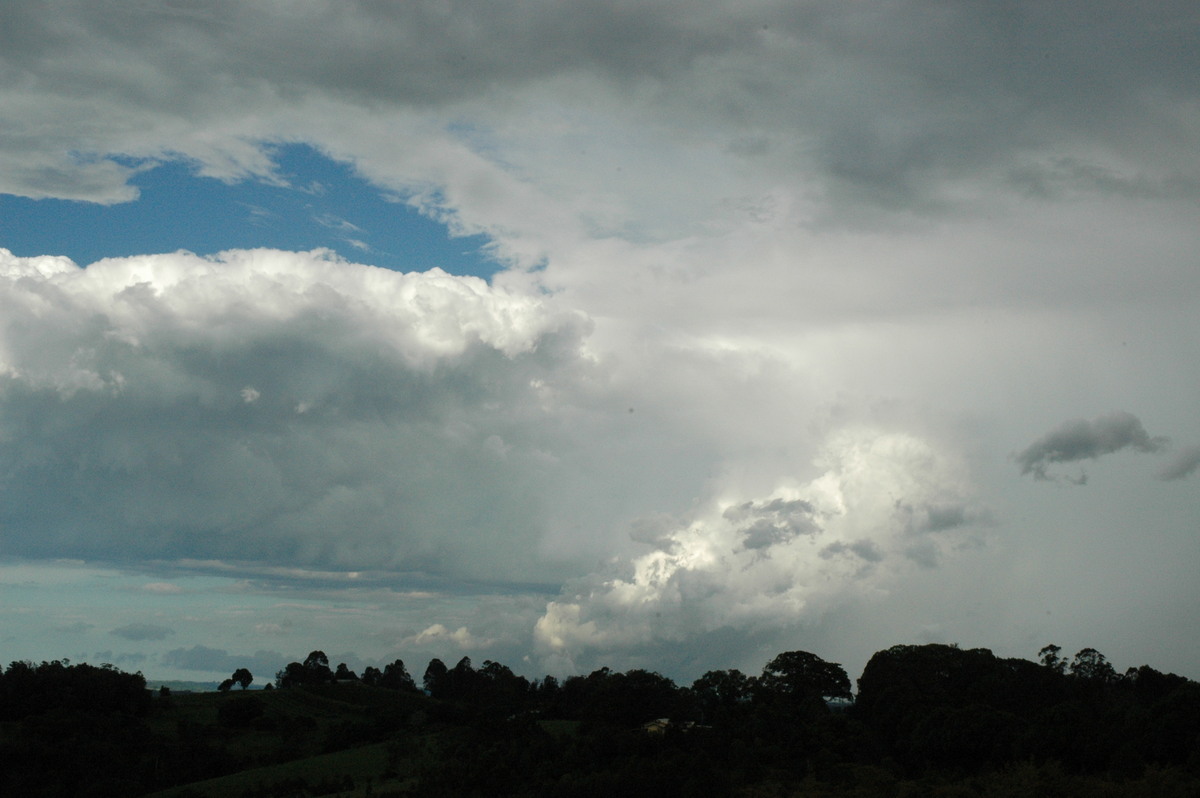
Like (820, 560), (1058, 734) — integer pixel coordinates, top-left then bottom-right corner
(1, 0), (1197, 686)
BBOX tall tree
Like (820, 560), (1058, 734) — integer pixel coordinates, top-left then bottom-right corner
(381, 659), (417, 692)
(1070, 648), (1117, 683)
(423, 658), (448, 698)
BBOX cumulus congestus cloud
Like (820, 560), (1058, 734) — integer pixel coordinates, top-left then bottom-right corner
(1015, 411), (1167, 483)
(0, 247), (591, 582)
(535, 428), (988, 671)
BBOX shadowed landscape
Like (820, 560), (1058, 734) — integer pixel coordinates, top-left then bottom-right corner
(3, 643), (1197, 797)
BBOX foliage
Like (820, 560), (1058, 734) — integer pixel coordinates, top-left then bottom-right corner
(1, 643), (1198, 796)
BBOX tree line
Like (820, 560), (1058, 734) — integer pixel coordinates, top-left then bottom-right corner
(2, 642), (1198, 796)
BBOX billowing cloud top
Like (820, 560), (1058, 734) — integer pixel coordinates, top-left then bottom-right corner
(0, 248), (591, 582)
(537, 428), (986, 670)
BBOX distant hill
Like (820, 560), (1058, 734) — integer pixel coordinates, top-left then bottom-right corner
(145, 679), (221, 693)
(146, 679), (267, 693)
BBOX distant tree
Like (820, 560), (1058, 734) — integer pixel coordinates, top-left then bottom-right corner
(477, 659), (531, 710)
(692, 669), (753, 724)
(758, 650), (852, 705)
(360, 665), (383, 687)
(1124, 664), (1188, 701)
(380, 659), (417, 692)
(217, 678), (235, 693)
(231, 667), (253, 690)
(276, 661), (305, 688)
(1039, 644), (1066, 674)
(1070, 648), (1117, 683)
(302, 650), (333, 684)
(334, 662), (358, 681)
(446, 656), (479, 700)
(0, 659), (150, 719)
(423, 658), (448, 697)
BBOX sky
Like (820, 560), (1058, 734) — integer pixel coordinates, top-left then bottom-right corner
(1, 0), (1197, 687)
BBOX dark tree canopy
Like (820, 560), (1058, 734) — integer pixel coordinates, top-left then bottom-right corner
(3, 642), (1200, 797)
(423, 657), (448, 698)
(758, 650), (852, 703)
(275, 651), (335, 688)
(231, 667), (253, 690)
(380, 659), (418, 692)
(1070, 647), (1117, 683)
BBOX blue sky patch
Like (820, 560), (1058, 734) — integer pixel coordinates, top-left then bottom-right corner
(0, 143), (499, 279)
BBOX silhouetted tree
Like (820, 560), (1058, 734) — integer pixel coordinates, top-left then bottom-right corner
(303, 650), (333, 684)
(758, 650), (852, 704)
(423, 658), (448, 697)
(231, 667), (253, 690)
(691, 669), (753, 724)
(1039, 643), (1066, 674)
(380, 659), (417, 692)
(276, 661), (305, 688)
(1069, 648), (1117, 683)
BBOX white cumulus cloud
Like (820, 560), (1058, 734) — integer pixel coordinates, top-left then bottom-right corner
(536, 428), (986, 669)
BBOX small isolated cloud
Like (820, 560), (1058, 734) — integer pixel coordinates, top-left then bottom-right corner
(406, 623), (493, 650)
(1015, 411), (1167, 482)
(240, 386), (261, 403)
(110, 622), (174, 641)
(1158, 445), (1200, 482)
(313, 213), (363, 233)
(141, 582), (183, 594)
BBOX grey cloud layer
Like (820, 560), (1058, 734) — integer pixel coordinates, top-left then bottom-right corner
(1, 1), (1196, 212)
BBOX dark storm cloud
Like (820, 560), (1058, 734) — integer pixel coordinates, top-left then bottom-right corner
(110, 622), (174, 641)
(2, 2), (1197, 209)
(0, 0), (754, 107)
(1158, 445), (1200, 481)
(1016, 411), (1167, 481)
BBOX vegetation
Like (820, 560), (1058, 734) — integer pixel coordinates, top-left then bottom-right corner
(0, 644), (1197, 796)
